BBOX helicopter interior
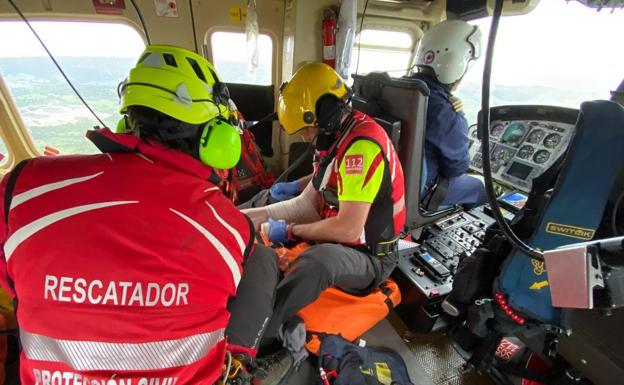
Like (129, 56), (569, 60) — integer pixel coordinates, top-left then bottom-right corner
(0, 1), (623, 385)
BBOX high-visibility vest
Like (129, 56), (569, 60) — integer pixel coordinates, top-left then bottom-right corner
(312, 111), (406, 246)
(0, 129), (253, 385)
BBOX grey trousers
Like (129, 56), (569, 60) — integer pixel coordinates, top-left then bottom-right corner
(264, 243), (383, 339)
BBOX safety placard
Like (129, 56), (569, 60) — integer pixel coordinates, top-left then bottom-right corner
(92, 0), (125, 15)
(154, 0), (178, 17)
(229, 5), (247, 23)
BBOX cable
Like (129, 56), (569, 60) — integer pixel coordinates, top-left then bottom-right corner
(611, 189), (624, 236)
(354, 0), (371, 76)
(273, 142), (314, 184)
(246, 112), (277, 131)
(478, 0), (544, 261)
(129, 0), (151, 45)
(189, 0), (199, 52)
(221, 350), (232, 385)
(8, 0), (107, 128)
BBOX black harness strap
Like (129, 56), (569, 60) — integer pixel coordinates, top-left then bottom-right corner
(242, 215), (257, 264)
(4, 159), (30, 223)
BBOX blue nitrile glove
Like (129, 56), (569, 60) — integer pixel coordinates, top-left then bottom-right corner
(269, 181), (301, 201)
(267, 218), (289, 244)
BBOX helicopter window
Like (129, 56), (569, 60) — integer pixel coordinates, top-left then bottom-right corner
(209, 31), (273, 86)
(454, 0), (624, 126)
(0, 21), (145, 155)
(349, 28), (414, 79)
(0, 138), (8, 166)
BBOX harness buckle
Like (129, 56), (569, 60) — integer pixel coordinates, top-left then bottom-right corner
(368, 238), (399, 258)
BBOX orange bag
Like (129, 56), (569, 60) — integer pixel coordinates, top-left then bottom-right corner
(275, 242), (310, 271)
(259, 240), (402, 355)
(298, 278), (401, 355)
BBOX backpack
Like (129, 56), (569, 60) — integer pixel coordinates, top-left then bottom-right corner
(319, 335), (413, 385)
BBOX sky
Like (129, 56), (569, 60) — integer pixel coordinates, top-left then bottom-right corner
(0, 21), (145, 57)
(0, 0), (621, 91)
(461, 0), (624, 92)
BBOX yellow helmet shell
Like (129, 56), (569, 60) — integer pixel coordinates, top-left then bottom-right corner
(278, 62), (349, 135)
(120, 45), (231, 125)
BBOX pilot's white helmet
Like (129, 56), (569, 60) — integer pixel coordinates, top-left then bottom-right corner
(415, 20), (482, 85)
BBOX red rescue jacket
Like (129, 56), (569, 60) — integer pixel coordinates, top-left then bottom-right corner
(312, 111), (406, 246)
(0, 128), (253, 385)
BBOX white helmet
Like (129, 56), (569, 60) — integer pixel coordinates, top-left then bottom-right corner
(415, 20), (482, 85)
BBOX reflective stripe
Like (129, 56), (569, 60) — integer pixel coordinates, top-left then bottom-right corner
(204, 186), (220, 192)
(170, 209), (241, 287)
(205, 202), (245, 254)
(387, 138), (396, 182)
(136, 153), (154, 164)
(393, 195), (405, 215)
(10, 172), (104, 210)
(105, 153), (113, 161)
(21, 328), (224, 371)
(4, 201), (138, 262)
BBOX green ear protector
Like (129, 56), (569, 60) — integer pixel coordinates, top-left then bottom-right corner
(116, 80), (241, 170)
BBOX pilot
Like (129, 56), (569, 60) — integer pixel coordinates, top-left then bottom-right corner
(243, 63), (405, 341)
(0, 45), (284, 385)
(410, 20), (487, 208)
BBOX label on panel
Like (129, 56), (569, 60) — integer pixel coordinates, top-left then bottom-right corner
(229, 6), (247, 23)
(154, 0), (178, 17)
(92, 0), (125, 15)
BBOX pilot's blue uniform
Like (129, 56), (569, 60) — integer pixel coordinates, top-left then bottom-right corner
(411, 73), (487, 208)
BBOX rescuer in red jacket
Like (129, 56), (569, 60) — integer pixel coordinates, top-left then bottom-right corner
(243, 63), (406, 342)
(0, 45), (280, 385)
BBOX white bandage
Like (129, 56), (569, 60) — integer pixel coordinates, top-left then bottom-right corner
(266, 182), (321, 224)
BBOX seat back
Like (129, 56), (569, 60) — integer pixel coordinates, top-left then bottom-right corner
(498, 100), (624, 324)
(227, 83), (275, 156)
(352, 72), (457, 230)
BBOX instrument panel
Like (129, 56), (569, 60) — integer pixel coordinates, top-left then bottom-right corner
(468, 105), (579, 192)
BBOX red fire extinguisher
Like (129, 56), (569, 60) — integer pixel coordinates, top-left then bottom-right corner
(322, 8), (337, 68)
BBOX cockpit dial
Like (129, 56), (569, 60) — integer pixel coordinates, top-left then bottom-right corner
(491, 145), (515, 164)
(517, 145), (535, 160)
(501, 122), (527, 147)
(490, 122), (505, 137)
(533, 149), (551, 164)
(527, 129), (545, 144)
(543, 133), (562, 149)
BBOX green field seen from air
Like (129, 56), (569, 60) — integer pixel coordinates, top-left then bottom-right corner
(0, 56), (602, 159)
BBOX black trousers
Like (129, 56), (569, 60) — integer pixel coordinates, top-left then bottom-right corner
(226, 244), (280, 350)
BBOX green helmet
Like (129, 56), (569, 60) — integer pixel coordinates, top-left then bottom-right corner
(119, 45), (241, 169)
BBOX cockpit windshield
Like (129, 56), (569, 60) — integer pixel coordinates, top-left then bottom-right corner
(455, 0), (624, 124)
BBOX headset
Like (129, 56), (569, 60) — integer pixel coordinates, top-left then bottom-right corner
(314, 86), (354, 151)
(115, 77), (241, 170)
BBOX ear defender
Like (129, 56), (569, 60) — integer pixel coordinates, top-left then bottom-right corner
(115, 115), (130, 134)
(198, 118), (241, 169)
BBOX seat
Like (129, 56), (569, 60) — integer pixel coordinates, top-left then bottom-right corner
(351, 71), (458, 231)
(227, 82), (275, 157)
(498, 100), (624, 325)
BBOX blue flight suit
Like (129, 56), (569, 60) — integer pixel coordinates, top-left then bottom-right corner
(411, 73), (487, 208)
